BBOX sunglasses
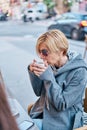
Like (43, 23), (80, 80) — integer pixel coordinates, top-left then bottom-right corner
(39, 49), (49, 56)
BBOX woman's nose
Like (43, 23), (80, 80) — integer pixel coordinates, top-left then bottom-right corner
(39, 54), (46, 59)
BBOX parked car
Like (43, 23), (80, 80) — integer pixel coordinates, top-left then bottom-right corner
(22, 8), (47, 22)
(0, 12), (7, 21)
(48, 12), (87, 40)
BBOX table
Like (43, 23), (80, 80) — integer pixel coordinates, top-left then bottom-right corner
(0, 71), (39, 130)
(11, 98), (39, 130)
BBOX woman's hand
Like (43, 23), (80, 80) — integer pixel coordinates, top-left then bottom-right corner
(30, 59), (48, 76)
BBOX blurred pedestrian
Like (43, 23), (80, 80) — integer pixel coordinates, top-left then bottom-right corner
(28, 29), (87, 130)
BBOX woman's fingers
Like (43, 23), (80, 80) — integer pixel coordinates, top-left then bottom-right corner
(30, 59), (48, 76)
(33, 65), (47, 76)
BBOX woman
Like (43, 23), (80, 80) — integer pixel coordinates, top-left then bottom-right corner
(0, 72), (19, 130)
(28, 29), (87, 130)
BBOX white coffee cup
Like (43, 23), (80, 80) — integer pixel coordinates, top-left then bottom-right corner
(36, 62), (45, 67)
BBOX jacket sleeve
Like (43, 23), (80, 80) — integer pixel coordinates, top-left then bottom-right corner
(28, 66), (43, 96)
(39, 66), (87, 111)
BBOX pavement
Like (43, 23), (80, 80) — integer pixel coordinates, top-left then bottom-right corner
(0, 37), (39, 112)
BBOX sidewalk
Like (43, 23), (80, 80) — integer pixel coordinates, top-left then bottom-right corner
(0, 39), (38, 111)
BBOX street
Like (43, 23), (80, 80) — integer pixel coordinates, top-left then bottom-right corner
(0, 20), (87, 111)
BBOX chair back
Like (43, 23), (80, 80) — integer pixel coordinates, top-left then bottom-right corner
(84, 87), (87, 112)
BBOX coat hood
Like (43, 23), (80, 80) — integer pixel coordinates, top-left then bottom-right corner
(52, 51), (87, 76)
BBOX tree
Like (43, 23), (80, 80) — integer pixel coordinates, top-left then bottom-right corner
(43, 0), (56, 17)
(63, 0), (73, 12)
(54, 0), (73, 13)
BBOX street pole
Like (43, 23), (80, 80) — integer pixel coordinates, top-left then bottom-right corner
(83, 35), (87, 59)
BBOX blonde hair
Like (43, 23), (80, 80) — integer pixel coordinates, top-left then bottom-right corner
(36, 29), (69, 55)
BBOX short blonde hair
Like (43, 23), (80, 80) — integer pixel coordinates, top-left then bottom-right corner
(36, 29), (69, 55)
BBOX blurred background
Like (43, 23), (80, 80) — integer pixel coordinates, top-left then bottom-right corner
(0, 0), (87, 21)
(0, 0), (87, 112)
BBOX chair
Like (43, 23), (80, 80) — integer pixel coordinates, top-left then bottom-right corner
(74, 125), (87, 130)
(84, 88), (87, 113)
(27, 103), (34, 115)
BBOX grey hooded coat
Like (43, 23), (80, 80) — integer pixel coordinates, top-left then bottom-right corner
(28, 52), (87, 130)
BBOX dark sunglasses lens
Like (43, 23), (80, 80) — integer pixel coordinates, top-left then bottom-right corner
(41, 49), (48, 56)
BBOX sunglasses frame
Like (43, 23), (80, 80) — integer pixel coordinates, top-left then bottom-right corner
(39, 49), (49, 56)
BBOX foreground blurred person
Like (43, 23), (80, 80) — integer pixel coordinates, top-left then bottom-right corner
(0, 73), (19, 130)
(28, 29), (87, 130)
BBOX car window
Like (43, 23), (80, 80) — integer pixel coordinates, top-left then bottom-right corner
(28, 10), (33, 13)
(83, 15), (87, 20)
(74, 14), (87, 20)
(67, 15), (76, 19)
(37, 10), (42, 13)
(57, 15), (67, 20)
(57, 13), (76, 20)
(55, 13), (87, 22)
